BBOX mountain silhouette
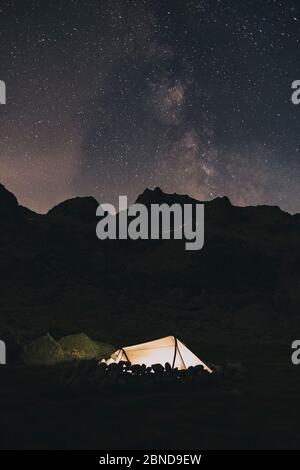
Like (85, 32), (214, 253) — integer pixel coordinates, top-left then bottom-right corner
(0, 183), (20, 220)
(47, 196), (99, 225)
(0, 182), (299, 356)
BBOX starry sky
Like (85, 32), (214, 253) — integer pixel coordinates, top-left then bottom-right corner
(0, 0), (300, 214)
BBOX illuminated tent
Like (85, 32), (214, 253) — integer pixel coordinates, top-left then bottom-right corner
(103, 336), (212, 372)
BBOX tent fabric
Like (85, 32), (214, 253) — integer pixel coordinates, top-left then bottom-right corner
(104, 336), (212, 373)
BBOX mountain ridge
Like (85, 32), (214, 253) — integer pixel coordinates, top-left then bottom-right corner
(0, 182), (297, 220)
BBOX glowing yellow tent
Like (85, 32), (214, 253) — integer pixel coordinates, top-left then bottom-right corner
(103, 336), (212, 372)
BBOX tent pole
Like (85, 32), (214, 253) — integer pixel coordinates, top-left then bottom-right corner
(172, 337), (178, 369)
(177, 346), (186, 369)
(121, 348), (130, 362)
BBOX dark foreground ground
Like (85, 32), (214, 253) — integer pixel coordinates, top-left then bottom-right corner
(0, 340), (299, 450)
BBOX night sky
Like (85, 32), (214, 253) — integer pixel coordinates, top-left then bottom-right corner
(0, 0), (300, 214)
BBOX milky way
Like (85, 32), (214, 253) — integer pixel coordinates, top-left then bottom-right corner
(0, 0), (299, 213)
